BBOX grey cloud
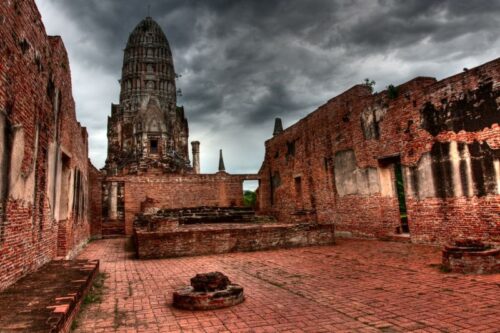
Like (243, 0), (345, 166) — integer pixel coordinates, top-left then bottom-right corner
(37, 0), (500, 172)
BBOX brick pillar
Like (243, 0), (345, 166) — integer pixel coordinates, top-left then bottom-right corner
(109, 182), (118, 220)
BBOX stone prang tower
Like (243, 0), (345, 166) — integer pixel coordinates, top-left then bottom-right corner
(105, 16), (191, 175)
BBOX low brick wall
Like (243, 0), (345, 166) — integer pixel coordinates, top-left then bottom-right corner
(442, 246), (500, 274)
(0, 259), (99, 332)
(134, 223), (335, 258)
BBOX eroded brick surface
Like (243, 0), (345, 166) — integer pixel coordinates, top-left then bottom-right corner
(0, 259), (99, 332)
(0, 0), (94, 291)
(75, 238), (500, 332)
(258, 59), (500, 245)
(134, 223), (335, 258)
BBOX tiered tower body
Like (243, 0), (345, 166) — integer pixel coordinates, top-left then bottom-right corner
(105, 17), (190, 174)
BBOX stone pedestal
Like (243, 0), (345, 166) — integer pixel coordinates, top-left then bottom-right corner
(442, 239), (499, 274)
(173, 272), (244, 310)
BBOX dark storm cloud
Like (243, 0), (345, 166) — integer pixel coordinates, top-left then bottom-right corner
(37, 0), (500, 171)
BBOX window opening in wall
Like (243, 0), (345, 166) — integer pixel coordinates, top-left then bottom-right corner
(324, 157), (329, 171)
(294, 176), (303, 209)
(150, 139), (158, 154)
(286, 140), (296, 158)
(270, 171), (281, 206)
(58, 153), (71, 221)
(72, 169), (83, 223)
(243, 180), (258, 208)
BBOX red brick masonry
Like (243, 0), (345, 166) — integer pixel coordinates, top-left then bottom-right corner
(258, 58), (500, 245)
(134, 223), (335, 258)
(1, 0), (94, 291)
(0, 259), (99, 332)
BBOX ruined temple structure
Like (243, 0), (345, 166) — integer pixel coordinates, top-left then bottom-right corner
(104, 17), (190, 175)
(258, 58), (500, 245)
(1, 0), (498, 295)
(99, 17), (258, 236)
(0, 1), (100, 291)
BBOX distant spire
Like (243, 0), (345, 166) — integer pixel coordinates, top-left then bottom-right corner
(218, 149), (226, 172)
(147, 4), (151, 17)
(273, 117), (283, 136)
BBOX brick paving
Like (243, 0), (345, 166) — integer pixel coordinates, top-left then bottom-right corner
(74, 238), (500, 332)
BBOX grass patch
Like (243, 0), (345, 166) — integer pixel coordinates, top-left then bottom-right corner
(428, 263), (452, 273)
(439, 265), (452, 273)
(126, 281), (133, 298)
(70, 272), (108, 332)
(113, 298), (127, 329)
(71, 319), (79, 331)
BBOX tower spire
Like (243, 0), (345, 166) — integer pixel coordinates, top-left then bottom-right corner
(218, 149), (226, 172)
(273, 117), (283, 136)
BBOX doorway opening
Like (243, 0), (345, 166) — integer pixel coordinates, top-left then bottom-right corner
(394, 160), (409, 233)
(150, 139), (158, 154)
(378, 155), (409, 234)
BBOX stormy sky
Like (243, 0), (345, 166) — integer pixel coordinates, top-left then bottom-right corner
(36, 0), (500, 183)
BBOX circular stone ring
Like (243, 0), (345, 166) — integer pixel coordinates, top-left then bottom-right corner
(173, 284), (245, 310)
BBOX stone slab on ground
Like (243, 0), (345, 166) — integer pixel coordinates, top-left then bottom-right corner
(0, 259), (99, 333)
(75, 238), (499, 332)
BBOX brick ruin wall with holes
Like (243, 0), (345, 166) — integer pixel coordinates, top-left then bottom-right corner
(258, 58), (500, 245)
(0, 0), (96, 291)
(101, 173), (247, 235)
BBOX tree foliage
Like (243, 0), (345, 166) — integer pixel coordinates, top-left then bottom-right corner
(243, 190), (256, 207)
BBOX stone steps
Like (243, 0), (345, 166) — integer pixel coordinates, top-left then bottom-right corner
(102, 221), (125, 237)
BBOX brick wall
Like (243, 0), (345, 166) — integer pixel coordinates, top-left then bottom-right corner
(134, 223), (335, 258)
(258, 58), (500, 245)
(0, 0), (93, 290)
(103, 172), (247, 235)
(88, 164), (103, 238)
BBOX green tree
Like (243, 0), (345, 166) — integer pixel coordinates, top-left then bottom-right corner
(243, 190), (257, 207)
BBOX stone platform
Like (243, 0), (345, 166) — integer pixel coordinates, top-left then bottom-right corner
(134, 222), (335, 259)
(0, 259), (99, 333)
(134, 206), (276, 232)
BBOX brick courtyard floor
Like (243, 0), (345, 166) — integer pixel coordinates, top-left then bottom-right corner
(74, 238), (500, 333)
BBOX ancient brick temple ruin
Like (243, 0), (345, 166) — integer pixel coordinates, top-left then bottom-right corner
(1, 0), (499, 295)
(258, 59), (500, 245)
(99, 16), (259, 237)
(104, 17), (190, 175)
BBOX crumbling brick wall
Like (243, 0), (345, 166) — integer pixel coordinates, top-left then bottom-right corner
(102, 172), (246, 235)
(259, 58), (500, 245)
(88, 164), (103, 238)
(0, 0), (93, 290)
